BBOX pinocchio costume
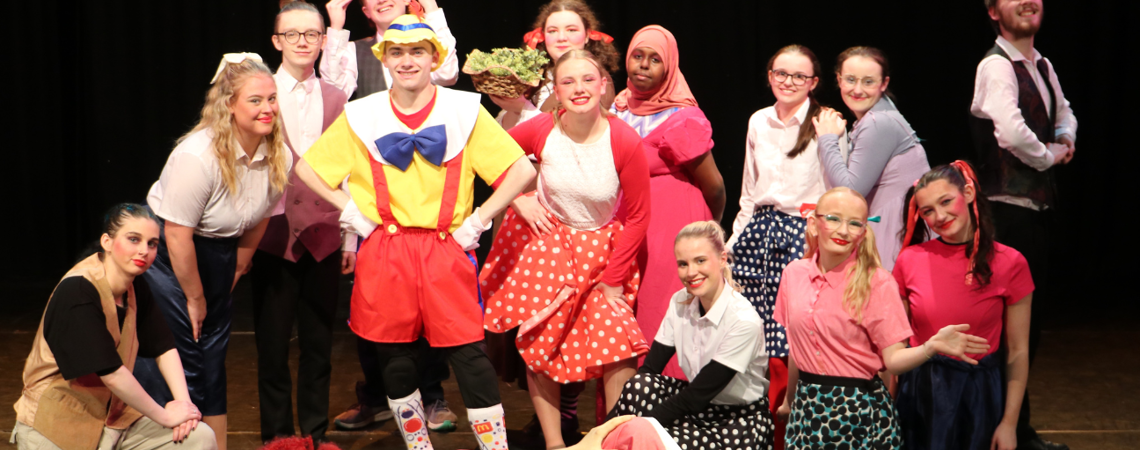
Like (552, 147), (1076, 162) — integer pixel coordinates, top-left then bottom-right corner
(301, 15), (519, 450)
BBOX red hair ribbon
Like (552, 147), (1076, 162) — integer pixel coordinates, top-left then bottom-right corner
(588, 30), (614, 43)
(522, 28), (615, 50)
(523, 28), (544, 50)
(798, 203), (816, 219)
(951, 160), (982, 285)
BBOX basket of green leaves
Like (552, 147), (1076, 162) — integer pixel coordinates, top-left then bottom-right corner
(463, 47), (550, 99)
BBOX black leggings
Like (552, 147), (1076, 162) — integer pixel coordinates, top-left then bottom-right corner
(373, 341), (501, 409)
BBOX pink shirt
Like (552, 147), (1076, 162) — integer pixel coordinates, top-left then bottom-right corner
(893, 239), (1033, 360)
(774, 253), (913, 379)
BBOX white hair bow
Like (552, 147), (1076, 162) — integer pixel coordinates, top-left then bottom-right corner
(210, 52), (264, 84)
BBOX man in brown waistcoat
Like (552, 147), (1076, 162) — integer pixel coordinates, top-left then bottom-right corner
(969, 1), (1076, 449)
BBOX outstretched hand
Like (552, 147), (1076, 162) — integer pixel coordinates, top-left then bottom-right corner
(927, 324), (990, 364)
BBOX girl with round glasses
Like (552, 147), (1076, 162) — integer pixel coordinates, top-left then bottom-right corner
(774, 187), (988, 449)
(728, 45), (843, 449)
(814, 46), (930, 271)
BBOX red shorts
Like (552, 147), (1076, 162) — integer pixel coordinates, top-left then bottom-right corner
(350, 227), (484, 347)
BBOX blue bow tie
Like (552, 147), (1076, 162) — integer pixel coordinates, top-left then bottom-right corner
(375, 124), (447, 171)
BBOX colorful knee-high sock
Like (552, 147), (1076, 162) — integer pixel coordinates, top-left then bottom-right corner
(388, 390), (433, 450)
(468, 404), (508, 450)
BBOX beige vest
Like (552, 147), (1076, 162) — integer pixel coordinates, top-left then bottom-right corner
(14, 254), (143, 450)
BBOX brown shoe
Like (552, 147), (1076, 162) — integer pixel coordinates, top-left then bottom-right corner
(333, 403), (394, 430)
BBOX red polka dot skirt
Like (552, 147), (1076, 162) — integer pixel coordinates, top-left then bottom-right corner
(481, 206), (649, 383)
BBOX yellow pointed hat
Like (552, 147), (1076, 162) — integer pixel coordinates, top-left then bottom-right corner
(372, 14), (448, 71)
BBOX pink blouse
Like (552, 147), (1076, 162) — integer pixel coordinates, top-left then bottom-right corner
(773, 253), (913, 379)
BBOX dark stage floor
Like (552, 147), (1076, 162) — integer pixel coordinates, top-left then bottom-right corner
(1, 278), (1137, 449)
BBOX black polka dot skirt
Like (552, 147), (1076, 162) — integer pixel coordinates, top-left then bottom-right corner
(614, 373), (774, 450)
(785, 371), (901, 450)
(731, 206), (806, 358)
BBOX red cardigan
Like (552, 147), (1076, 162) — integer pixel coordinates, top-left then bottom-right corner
(507, 114), (651, 287)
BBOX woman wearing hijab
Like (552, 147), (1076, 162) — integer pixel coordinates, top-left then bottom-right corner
(612, 25), (725, 379)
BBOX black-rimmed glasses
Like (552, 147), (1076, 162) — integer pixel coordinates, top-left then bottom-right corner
(275, 30), (323, 44)
(770, 70), (813, 86)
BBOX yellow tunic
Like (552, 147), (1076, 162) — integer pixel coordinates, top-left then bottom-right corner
(304, 105), (522, 232)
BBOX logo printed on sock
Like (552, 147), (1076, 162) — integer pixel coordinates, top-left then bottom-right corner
(473, 422), (493, 434)
(404, 417), (424, 433)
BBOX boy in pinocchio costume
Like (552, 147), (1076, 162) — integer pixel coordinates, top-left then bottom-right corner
(295, 15), (535, 450)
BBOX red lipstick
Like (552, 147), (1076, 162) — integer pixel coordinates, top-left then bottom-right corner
(132, 259), (147, 267)
(831, 238), (850, 246)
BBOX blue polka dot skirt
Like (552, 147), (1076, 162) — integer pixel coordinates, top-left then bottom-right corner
(730, 206), (806, 358)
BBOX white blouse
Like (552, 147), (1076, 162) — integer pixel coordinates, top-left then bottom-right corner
(147, 129), (292, 238)
(537, 125), (620, 230)
(729, 101), (847, 249)
(657, 284), (769, 405)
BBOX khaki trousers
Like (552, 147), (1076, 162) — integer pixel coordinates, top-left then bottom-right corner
(13, 418), (216, 450)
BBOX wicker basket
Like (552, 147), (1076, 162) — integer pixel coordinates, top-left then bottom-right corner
(463, 60), (541, 99)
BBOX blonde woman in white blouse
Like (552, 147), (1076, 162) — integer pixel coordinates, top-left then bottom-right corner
(135, 54), (291, 450)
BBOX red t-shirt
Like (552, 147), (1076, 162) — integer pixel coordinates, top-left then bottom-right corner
(390, 88), (438, 130)
(892, 239), (1034, 359)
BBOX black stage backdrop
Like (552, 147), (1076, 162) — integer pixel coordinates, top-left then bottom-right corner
(7, 1), (1136, 322)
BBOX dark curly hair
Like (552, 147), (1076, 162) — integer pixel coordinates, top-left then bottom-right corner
(530, 0), (620, 74)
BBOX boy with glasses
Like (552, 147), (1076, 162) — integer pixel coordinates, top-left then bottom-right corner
(250, 1), (349, 444)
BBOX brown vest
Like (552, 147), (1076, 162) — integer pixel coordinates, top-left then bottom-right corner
(14, 254), (142, 450)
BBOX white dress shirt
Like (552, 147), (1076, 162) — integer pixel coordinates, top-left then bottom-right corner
(272, 68), (357, 251)
(147, 129), (292, 238)
(656, 284), (769, 405)
(320, 8), (458, 98)
(970, 36), (1077, 208)
(728, 100), (843, 250)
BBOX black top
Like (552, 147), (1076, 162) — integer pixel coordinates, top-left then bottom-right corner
(43, 277), (175, 380)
